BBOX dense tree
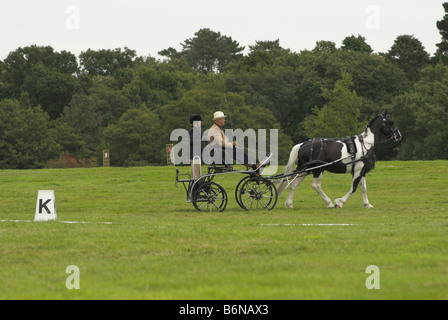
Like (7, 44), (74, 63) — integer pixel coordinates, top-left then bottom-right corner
(88, 79), (134, 126)
(312, 41), (337, 54)
(0, 98), (60, 169)
(389, 64), (448, 160)
(341, 35), (373, 54)
(160, 28), (244, 73)
(305, 49), (411, 105)
(0, 45), (80, 118)
(60, 94), (103, 156)
(51, 119), (89, 159)
(22, 64), (80, 118)
(0, 46), (78, 89)
(225, 45), (311, 142)
(122, 61), (197, 108)
(303, 73), (365, 138)
(237, 40), (290, 69)
(387, 35), (430, 81)
(436, 2), (448, 64)
(79, 47), (142, 77)
(226, 45), (410, 143)
(101, 108), (164, 166)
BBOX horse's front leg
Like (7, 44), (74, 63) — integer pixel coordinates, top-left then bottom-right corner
(335, 171), (362, 209)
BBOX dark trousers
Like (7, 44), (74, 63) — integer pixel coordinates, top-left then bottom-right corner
(222, 146), (253, 166)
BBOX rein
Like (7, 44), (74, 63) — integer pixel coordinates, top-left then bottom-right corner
(377, 135), (396, 144)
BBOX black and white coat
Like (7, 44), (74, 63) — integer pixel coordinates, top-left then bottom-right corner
(277, 113), (402, 209)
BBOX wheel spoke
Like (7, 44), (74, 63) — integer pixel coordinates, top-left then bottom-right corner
(212, 201), (221, 211)
(259, 197), (269, 208)
(238, 177), (278, 211)
(198, 200), (208, 209)
(193, 182), (228, 212)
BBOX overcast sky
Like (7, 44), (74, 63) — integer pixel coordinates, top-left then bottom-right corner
(0, 0), (445, 60)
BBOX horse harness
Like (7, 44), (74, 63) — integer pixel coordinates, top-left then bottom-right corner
(305, 135), (375, 175)
(345, 135), (377, 174)
(307, 136), (364, 161)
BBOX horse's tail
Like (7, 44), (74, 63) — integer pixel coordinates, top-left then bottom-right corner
(277, 143), (302, 196)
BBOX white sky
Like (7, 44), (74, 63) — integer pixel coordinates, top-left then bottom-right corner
(0, 0), (445, 60)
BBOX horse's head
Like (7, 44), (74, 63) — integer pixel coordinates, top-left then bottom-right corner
(367, 111), (402, 143)
(379, 111), (402, 142)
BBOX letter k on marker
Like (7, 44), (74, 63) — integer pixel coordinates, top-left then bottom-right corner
(39, 199), (52, 214)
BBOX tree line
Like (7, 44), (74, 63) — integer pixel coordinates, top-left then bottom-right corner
(1, 4), (448, 169)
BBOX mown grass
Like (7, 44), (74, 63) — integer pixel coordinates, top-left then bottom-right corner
(0, 161), (447, 300)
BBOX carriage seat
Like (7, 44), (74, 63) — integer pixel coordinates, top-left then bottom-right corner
(205, 147), (234, 172)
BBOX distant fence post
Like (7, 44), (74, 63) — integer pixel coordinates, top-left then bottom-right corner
(103, 149), (110, 167)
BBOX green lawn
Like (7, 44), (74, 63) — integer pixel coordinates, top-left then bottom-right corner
(1, 161), (447, 300)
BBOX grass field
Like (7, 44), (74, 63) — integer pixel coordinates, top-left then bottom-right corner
(0, 161), (447, 300)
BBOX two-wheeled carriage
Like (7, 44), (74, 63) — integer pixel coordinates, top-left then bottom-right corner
(175, 155), (278, 212)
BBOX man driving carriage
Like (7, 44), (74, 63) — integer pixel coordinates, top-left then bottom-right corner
(177, 112), (277, 212)
(206, 111), (263, 174)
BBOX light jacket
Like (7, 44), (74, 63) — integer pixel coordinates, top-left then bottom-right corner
(207, 123), (234, 148)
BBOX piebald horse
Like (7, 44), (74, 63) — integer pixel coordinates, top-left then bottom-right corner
(277, 112), (402, 209)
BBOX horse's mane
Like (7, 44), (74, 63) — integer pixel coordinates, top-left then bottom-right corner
(365, 114), (383, 132)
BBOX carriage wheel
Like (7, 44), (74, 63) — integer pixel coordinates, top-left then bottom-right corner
(238, 177), (278, 211)
(192, 182), (228, 212)
(235, 176), (251, 209)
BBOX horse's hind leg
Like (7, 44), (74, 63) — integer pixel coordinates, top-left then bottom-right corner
(360, 176), (374, 208)
(284, 174), (307, 209)
(311, 172), (334, 208)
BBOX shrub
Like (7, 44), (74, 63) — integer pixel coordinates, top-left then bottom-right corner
(45, 154), (98, 168)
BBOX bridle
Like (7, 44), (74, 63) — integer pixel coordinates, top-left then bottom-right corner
(364, 115), (402, 145)
(382, 116), (402, 142)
